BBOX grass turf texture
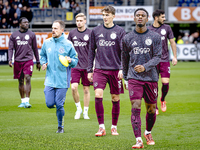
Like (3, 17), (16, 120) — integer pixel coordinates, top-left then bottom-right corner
(0, 62), (200, 150)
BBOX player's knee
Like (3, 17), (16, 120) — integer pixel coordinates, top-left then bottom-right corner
(71, 84), (78, 92)
(25, 75), (31, 83)
(147, 108), (156, 114)
(46, 101), (55, 108)
(95, 93), (102, 98)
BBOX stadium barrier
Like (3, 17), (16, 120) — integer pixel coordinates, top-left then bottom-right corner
(0, 32), (199, 64)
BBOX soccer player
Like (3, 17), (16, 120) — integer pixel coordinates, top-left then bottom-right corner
(8, 17), (41, 108)
(122, 8), (162, 148)
(40, 20), (78, 133)
(148, 10), (177, 115)
(68, 13), (92, 120)
(87, 5), (126, 136)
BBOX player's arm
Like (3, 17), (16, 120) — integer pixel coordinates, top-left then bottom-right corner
(67, 44), (78, 68)
(169, 38), (177, 66)
(122, 38), (130, 82)
(8, 34), (14, 67)
(32, 34), (41, 71)
(118, 29), (127, 80)
(143, 35), (162, 72)
(40, 42), (48, 70)
(87, 30), (96, 73)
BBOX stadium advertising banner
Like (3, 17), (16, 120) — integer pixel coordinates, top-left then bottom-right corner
(170, 44), (200, 60)
(0, 32), (69, 64)
(168, 7), (200, 21)
(89, 6), (153, 21)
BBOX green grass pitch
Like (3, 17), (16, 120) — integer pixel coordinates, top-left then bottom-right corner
(0, 62), (200, 150)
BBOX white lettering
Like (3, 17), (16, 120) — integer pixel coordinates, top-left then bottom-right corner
(0, 53), (7, 61)
(134, 47), (150, 54)
(181, 8), (191, 20)
(74, 41), (87, 47)
(0, 35), (5, 47)
(36, 35), (42, 47)
(99, 39), (115, 46)
(17, 40), (28, 45)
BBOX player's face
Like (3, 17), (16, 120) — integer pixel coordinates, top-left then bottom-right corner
(52, 22), (63, 38)
(157, 14), (165, 25)
(20, 19), (29, 30)
(134, 10), (148, 27)
(102, 11), (115, 27)
(76, 16), (86, 28)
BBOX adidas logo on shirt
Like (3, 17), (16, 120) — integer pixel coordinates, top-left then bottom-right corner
(132, 41), (137, 46)
(73, 36), (77, 39)
(98, 34), (104, 37)
(16, 36), (20, 39)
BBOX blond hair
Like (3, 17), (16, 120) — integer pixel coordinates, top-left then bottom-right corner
(75, 13), (86, 20)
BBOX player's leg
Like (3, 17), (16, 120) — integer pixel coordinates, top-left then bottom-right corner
(83, 86), (90, 119)
(24, 74), (32, 108)
(110, 94), (120, 135)
(143, 81), (158, 146)
(93, 69), (107, 136)
(109, 70), (124, 135)
(44, 86), (56, 108)
(14, 61), (25, 107)
(55, 88), (68, 133)
(94, 89), (106, 136)
(71, 68), (82, 119)
(18, 78), (26, 107)
(128, 79), (144, 149)
(160, 62), (170, 112)
(23, 60), (34, 108)
(82, 70), (91, 119)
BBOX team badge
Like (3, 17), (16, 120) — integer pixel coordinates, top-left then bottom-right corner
(94, 82), (98, 87)
(47, 48), (51, 53)
(145, 38), (152, 46)
(110, 32), (117, 39)
(130, 90), (134, 96)
(161, 29), (166, 35)
(59, 47), (64, 53)
(25, 35), (29, 40)
(83, 34), (89, 41)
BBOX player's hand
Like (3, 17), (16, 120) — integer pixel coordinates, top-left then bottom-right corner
(124, 80), (128, 90)
(36, 63), (41, 71)
(8, 60), (12, 67)
(134, 65), (145, 73)
(88, 73), (93, 82)
(118, 70), (123, 80)
(42, 63), (48, 71)
(172, 57), (177, 66)
(65, 56), (71, 63)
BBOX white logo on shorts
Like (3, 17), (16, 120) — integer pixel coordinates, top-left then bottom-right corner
(94, 82), (98, 87)
(130, 90), (134, 96)
(154, 89), (157, 96)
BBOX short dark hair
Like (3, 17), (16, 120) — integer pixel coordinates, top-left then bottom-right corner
(152, 9), (165, 19)
(101, 5), (115, 15)
(19, 17), (28, 24)
(134, 8), (149, 18)
(53, 20), (65, 30)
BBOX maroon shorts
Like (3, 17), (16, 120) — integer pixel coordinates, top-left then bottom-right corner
(128, 79), (158, 104)
(157, 62), (170, 78)
(93, 69), (124, 94)
(71, 68), (91, 86)
(14, 60), (34, 79)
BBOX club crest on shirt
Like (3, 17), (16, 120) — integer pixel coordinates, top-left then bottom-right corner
(47, 48), (51, 53)
(59, 47), (64, 53)
(161, 29), (166, 35)
(145, 38), (152, 46)
(110, 32), (117, 39)
(83, 34), (89, 41)
(25, 35), (29, 40)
